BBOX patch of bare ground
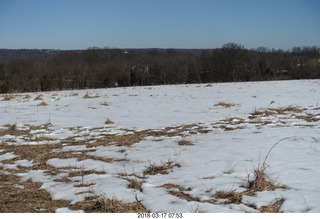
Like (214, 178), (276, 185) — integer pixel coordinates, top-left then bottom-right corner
(0, 171), (69, 212)
(71, 195), (148, 213)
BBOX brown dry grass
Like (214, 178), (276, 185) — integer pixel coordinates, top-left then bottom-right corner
(83, 93), (100, 99)
(250, 106), (304, 119)
(212, 190), (243, 204)
(34, 95), (43, 101)
(38, 101), (48, 106)
(68, 169), (106, 177)
(105, 119), (114, 125)
(143, 160), (181, 175)
(248, 169), (279, 192)
(214, 102), (235, 108)
(259, 198), (284, 213)
(2, 94), (16, 101)
(100, 101), (110, 106)
(0, 172), (69, 212)
(0, 124), (29, 137)
(160, 184), (198, 202)
(178, 139), (193, 146)
(126, 178), (143, 192)
(71, 195), (148, 213)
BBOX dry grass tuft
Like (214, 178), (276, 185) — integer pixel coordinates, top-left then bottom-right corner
(160, 184), (197, 202)
(143, 160), (181, 175)
(177, 139), (193, 146)
(250, 106), (304, 119)
(2, 94), (16, 101)
(38, 101), (48, 106)
(168, 190), (199, 202)
(223, 161), (236, 174)
(34, 95), (43, 101)
(83, 93), (100, 99)
(212, 190), (243, 204)
(113, 133), (145, 146)
(259, 197), (285, 213)
(71, 195), (147, 213)
(214, 102), (235, 108)
(126, 178), (143, 192)
(248, 169), (278, 192)
(0, 124), (30, 136)
(100, 101), (110, 106)
(68, 169), (106, 178)
(161, 183), (191, 192)
(105, 119), (114, 125)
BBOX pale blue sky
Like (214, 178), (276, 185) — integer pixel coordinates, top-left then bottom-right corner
(0, 0), (319, 50)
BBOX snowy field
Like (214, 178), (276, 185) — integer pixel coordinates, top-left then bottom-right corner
(0, 79), (320, 213)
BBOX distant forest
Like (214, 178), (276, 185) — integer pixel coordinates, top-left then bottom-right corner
(0, 43), (320, 93)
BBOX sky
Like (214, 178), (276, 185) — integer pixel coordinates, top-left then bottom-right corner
(0, 0), (319, 50)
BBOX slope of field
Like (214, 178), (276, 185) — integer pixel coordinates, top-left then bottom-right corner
(1, 80), (320, 213)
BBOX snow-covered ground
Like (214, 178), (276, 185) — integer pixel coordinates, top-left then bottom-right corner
(0, 79), (320, 213)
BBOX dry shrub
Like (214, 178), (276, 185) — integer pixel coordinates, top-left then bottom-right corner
(72, 195), (147, 213)
(143, 160), (181, 175)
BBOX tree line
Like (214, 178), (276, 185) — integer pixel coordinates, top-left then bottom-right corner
(0, 43), (319, 93)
